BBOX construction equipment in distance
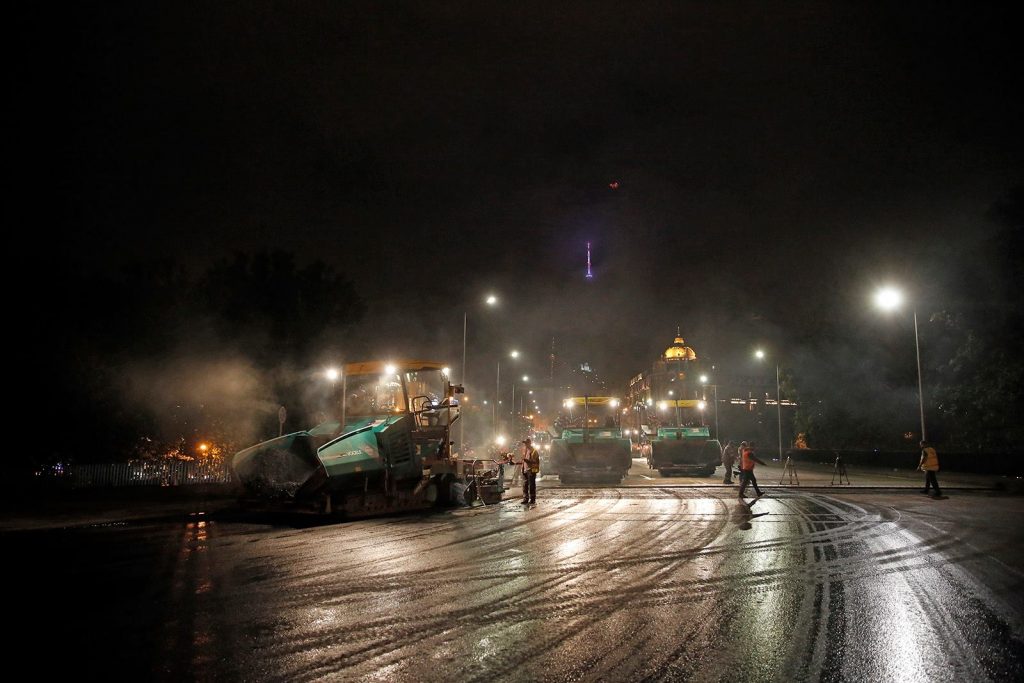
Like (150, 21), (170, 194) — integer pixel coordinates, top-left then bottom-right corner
(646, 425), (722, 477)
(549, 396), (632, 485)
(231, 360), (503, 516)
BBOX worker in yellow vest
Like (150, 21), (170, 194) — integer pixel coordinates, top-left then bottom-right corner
(521, 438), (540, 504)
(918, 440), (942, 498)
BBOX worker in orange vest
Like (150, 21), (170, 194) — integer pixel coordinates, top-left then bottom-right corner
(739, 441), (767, 499)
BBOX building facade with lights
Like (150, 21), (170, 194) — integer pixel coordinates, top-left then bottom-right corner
(626, 333), (709, 433)
(625, 332), (798, 447)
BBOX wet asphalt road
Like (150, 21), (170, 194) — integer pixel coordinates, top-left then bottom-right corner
(12, 488), (1024, 681)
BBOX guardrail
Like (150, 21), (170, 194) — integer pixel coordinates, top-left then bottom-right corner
(41, 460), (234, 489)
(784, 449), (1024, 476)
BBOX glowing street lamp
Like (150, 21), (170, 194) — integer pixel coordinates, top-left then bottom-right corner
(609, 398), (621, 426)
(325, 367), (342, 433)
(514, 376), (529, 416)
(874, 286), (927, 441)
(755, 349), (784, 460)
(495, 349), (522, 439)
(463, 293), (499, 455)
(665, 391), (681, 426)
(700, 374), (718, 436)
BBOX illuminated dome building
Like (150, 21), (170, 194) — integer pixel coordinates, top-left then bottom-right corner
(623, 329), (797, 449)
(662, 335), (697, 363)
(627, 329), (709, 431)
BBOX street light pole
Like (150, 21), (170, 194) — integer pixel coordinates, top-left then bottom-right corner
(466, 294), (501, 453)
(755, 350), (784, 460)
(700, 375), (719, 439)
(497, 350), (520, 440)
(913, 308), (926, 441)
(461, 312), (467, 456)
(775, 362), (783, 460)
(713, 384), (719, 437)
(494, 359), (500, 441)
(874, 287), (927, 442)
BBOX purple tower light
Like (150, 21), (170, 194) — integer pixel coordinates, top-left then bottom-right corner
(586, 241), (593, 279)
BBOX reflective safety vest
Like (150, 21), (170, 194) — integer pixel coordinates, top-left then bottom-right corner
(920, 447), (939, 471)
(741, 447), (756, 471)
(524, 447), (540, 473)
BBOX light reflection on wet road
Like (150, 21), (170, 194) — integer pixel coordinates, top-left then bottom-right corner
(12, 490), (1024, 681)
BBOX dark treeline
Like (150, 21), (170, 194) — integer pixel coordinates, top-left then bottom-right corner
(790, 187), (1024, 452)
(26, 250), (366, 475)
(20, 190), (1023, 480)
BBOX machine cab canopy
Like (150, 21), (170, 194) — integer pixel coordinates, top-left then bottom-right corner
(341, 360), (458, 420)
(563, 396), (620, 407)
(562, 396), (622, 428)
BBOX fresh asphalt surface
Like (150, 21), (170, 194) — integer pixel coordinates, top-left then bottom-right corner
(10, 459), (1024, 681)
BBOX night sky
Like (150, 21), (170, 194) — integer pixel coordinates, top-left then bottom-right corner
(43, 1), (1022, 390)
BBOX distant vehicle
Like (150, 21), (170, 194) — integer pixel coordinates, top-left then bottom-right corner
(530, 431), (552, 449)
(625, 332), (719, 476)
(646, 426), (721, 477)
(549, 397), (631, 485)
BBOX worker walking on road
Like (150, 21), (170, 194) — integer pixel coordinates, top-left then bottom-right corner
(721, 440), (738, 484)
(738, 441), (766, 499)
(919, 440), (943, 498)
(521, 438), (540, 504)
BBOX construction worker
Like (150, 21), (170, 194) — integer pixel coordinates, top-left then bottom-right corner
(919, 440), (942, 498)
(738, 440), (766, 499)
(721, 440), (738, 484)
(521, 438), (540, 504)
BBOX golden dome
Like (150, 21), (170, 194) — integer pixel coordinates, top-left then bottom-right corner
(664, 335), (697, 361)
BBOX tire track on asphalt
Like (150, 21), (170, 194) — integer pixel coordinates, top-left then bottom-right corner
(281, 489), (731, 681)
(257, 490), (636, 676)
(457, 489), (732, 682)
(205, 489), (1007, 679)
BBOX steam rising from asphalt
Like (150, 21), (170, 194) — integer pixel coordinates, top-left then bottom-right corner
(120, 353), (278, 451)
(83, 185), (1017, 456)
